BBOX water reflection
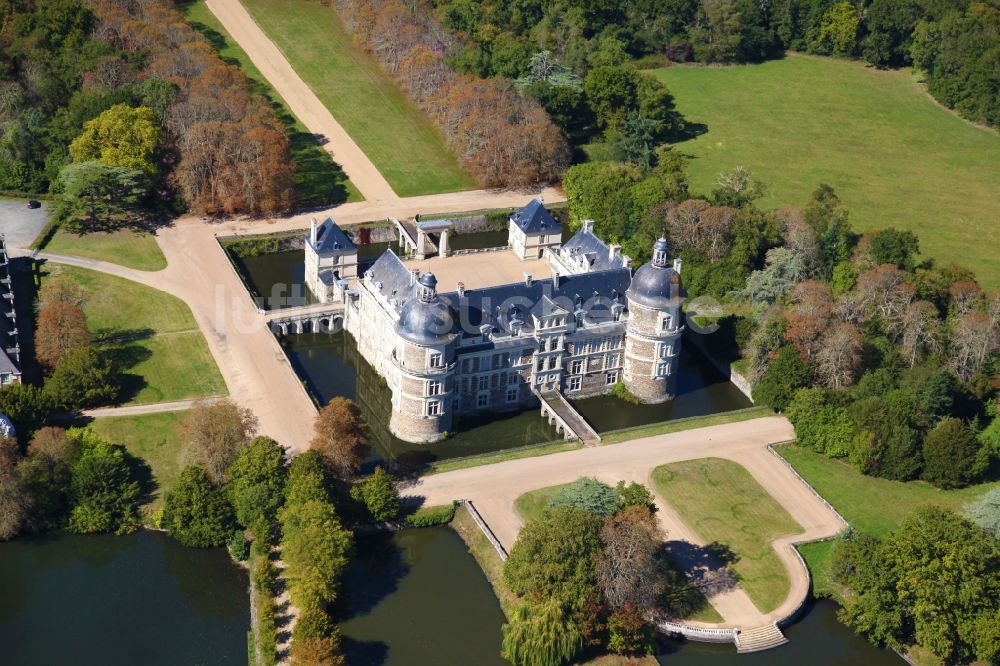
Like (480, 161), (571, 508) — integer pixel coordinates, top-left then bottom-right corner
(0, 531), (249, 665)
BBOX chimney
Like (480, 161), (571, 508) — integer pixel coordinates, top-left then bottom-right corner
(310, 217), (318, 245)
(609, 244), (620, 262)
(524, 272), (533, 287)
(552, 268), (560, 288)
(410, 269), (419, 285)
(582, 219), (594, 234)
(457, 281), (466, 297)
(673, 257), (683, 274)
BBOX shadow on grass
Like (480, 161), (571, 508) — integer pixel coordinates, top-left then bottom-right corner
(182, 12), (353, 208)
(666, 539), (741, 598)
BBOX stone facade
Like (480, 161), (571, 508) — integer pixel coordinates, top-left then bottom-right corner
(304, 217), (358, 304)
(328, 201), (686, 444)
(0, 235), (22, 387)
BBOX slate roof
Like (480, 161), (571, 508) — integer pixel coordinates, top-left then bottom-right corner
(309, 218), (356, 254)
(559, 228), (627, 272)
(510, 198), (560, 235)
(363, 250), (416, 312)
(0, 236), (20, 375)
(440, 268), (632, 335)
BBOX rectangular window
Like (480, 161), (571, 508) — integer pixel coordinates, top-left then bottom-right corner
(477, 392), (489, 408)
(606, 371), (618, 386)
(657, 362), (670, 377)
(427, 400), (441, 416)
(427, 381), (442, 396)
(478, 375), (489, 391)
(569, 376), (582, 391)
(506, 386), (519, 403)
(570, 360), (583, 375)
(660, 315), (672, 331)
(607, 353), (619, 368)
(429, 352), (443, 368)
(659, 344), (671, 359)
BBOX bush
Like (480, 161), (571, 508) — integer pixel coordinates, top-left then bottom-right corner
(550, 477), (621, 516)
(250, 514), (272, 557)
(351, 466), (400, 523)
(615, 481), (657, 512)
(402, 502), (457, 528)
(253, 557), (278, 595)
(610, 381), (641, 404)
(607, 602), (656, 655)
(752, 345), (811, 411)
(257, 595), (277, 666)
(162, 466), (236, 547)
(228, 530), (250, 561)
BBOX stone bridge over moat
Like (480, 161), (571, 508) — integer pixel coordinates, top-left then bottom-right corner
(265, 303), (345, 335)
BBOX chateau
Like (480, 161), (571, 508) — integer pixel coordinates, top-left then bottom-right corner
(0, 235), (22, 388)
(304, 200), (686, 444)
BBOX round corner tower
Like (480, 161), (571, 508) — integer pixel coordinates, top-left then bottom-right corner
(623, 237), (685, 403)
(389, 272), (457, 443)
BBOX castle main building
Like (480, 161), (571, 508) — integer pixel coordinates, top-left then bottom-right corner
(306, 200), (686, 444)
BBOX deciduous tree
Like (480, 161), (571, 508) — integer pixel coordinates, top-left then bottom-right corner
(180, 399), (258, 484)
(309, 397), (367, 480)
(162, 465), (236, 547)
(597, 506), (666, 611)
(921, 417), (987, 489)
(226, 435), (287, 527)
(35, 300), (91, 371)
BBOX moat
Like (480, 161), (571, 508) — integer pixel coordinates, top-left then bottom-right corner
(0, 527), (901, 665)
(278, 330), (750, 469)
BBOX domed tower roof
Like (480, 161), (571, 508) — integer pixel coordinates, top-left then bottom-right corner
(396, 272), (456, 345)
(626, 237), (683, 309)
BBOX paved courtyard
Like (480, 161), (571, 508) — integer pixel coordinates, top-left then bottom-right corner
(0, 199), (50, 250)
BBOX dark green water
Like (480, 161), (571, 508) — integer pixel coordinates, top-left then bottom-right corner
(279, 332), (558, 469)
(280, 331), (749, 467)
(232, 249), (316, 311)
(0, 531), (249, 666)
(447, 229), (508, 251)
(657, 600), (903, 665)
(573, 351), (752, 433)
(337, 527), (508, 665)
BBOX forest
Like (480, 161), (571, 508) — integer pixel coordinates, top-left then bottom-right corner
(0, 0), (294, 215)
(425, 0), (999, 130)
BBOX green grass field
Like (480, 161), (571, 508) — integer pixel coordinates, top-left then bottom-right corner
(651, 458), (802, 613)
(45, 265), (226, 405)
(89, 411), (188, 509)
(655, 55), (1000, 289)
(239, 0), (476, 197)
(180, 0), (361, 207)
(777, 444), (1000, 596)
(43, 227), (167, 271)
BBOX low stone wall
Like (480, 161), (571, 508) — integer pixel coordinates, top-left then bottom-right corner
(459, 499), (508, 561)
(655, 620), (738, 645)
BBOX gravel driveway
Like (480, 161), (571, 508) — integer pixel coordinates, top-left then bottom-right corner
(0, 199), (51, 250)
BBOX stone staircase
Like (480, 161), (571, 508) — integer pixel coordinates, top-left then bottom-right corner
(736, 623), (788, 653)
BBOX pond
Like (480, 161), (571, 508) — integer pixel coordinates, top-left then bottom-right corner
(279, 330), (751, 469)
(0, 530), (249, 666)
(337, 526), (508, 665)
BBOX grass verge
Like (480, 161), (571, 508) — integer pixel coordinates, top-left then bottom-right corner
(600, 406), (772, 445)
(42, 227), (167, 271)
(239, 0), (475, 197)
(180, 0), (361, 206)
(777, 443), (1000, 595)
(45, 264), (227, 405)
(88, 411), (188, 509)
(450, 504), (520, 617)
(651, 458), (802, 614)
(656, 54), (1000, 289)
(423, 439), (583, 476)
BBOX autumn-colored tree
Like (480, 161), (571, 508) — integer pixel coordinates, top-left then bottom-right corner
(814, 322), (863, 389)
(35, 301), (91, 371)
(900, 300), (943, 366)
(597, 505), (667, 611)
(180, 399), (259, 484)
(309, 397), (367, 480)
(784, 280), (833, 360)
(37, 275), (87, 311)
(290, 636), (344, 666)
(948, 280), (984, 316)
(28, 427), (78, 463)
(947, 310), (998, 382)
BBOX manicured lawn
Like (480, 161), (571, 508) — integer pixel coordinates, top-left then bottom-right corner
(425, 440), (582, 475)
(44, 265), (227, 405)
(655, 55), (1000, 289)
(600, 406), (772, 445)
(239, 0), (476, 197)
(89, 411), (188, 509)
(43, 227), (166, 271)
(180, 0), (361, 207)
(778, 444), (1000, 596)
(651, 458), (803, 613)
